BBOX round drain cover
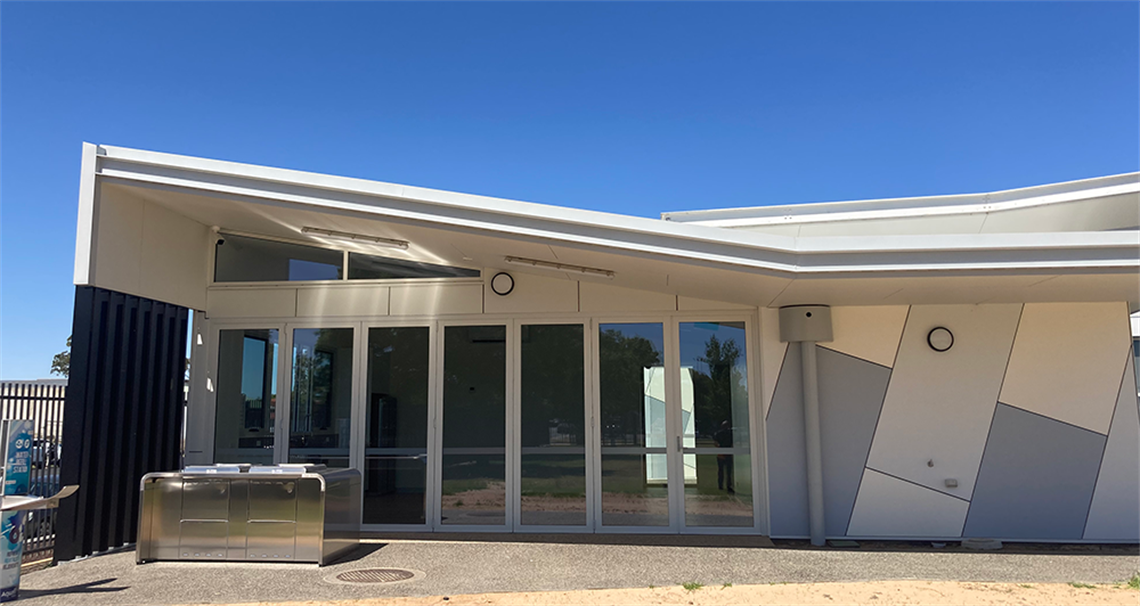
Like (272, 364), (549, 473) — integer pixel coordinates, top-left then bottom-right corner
(335, 568), (417, 584)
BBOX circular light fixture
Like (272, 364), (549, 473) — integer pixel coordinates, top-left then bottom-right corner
(927, 327), (954, 352)
(490, 272), (515, 296)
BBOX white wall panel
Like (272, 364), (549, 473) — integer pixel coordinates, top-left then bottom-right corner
(676, 296), (754, 311)
(999, 302), (1130, 434)
(296, 285), (389, 317)
(821, 305), (908, 368)
(1084, 353), (1140, 541)
(139, 200), (210, 310)
(847, 469), (969, 537)
(865, 304), (1021, 499)
(484, 272), (578, 314)
(390, 282), (483, 316)
(760, 307), (787, 418)
(92, 188), (144, 296)
(579, 282), (676, 313)
(207, 288), (296, 318)
(93, 186), (210, 310)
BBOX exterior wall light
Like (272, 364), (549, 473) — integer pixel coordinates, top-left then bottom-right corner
(503, 256), (615, 279)
(490, 272), (515, 296)
(928, 327), (954, 352)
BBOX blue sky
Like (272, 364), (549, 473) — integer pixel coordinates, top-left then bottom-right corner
(2, 2), (1137, 379)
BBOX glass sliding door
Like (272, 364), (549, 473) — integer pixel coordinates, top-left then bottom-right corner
(440, 325), (507, 526)
(597, 323), (670, 527)
(364, 327), (430, 525)
(214, 329), (278, 464)
(519, 324), (587, 527)
(289, 327), (354, 468)
(678, 321), (753, 527)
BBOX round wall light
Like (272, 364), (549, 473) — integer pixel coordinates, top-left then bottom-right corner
(927, 327), (954, 352)
(490, 272), (515, 296)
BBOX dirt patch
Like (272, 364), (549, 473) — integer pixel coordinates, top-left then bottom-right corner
(216, 580), (1139, 606)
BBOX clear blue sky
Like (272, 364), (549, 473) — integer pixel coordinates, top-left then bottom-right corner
(2, 2), (1138, 379)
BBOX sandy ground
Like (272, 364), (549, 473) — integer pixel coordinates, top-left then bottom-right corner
(215, 580), (1140, 606)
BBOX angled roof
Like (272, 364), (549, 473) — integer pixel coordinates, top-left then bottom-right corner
(662, 173), (1140, 237)
(76, 144), (1140, 309)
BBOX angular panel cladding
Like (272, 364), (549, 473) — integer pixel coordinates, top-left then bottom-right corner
(817, 348), (891, 536)
(847, 469), (969, 538)
(999, 302), (1131, 434)
(760, 307), (788, 418)
(820, 306), (908, 368)
(766, 343), (808, 537)
(866, 304), (1021, 499)
(964, 404), (1105, 540)
(1084, 353), (1140, 541)
(764, 345), (891, 537)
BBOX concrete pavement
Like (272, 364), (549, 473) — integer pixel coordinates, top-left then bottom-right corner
(17, 536), (1140, 606)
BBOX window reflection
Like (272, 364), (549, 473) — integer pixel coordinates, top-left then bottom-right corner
(679, 321), (752, 527)
(214, 329), (277, 464)
(290, 328), (353, 468)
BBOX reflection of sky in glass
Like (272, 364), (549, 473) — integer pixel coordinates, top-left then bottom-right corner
(240, 331), (278, 401)
(289, 258), (340, 281)
(600, 323), (664, 360)
(679, 322), (746, 383)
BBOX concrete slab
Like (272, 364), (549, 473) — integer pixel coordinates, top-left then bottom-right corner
(17, 538), (1139, 606)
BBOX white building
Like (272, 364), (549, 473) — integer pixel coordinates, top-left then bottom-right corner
(65, 143), (1139, 550)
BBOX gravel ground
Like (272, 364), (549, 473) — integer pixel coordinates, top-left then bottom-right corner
(16, 536), (1140, 606)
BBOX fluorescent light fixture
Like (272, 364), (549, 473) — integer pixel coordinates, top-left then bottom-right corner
(504, 256), (615, 279)
(300, 226), (408, 249)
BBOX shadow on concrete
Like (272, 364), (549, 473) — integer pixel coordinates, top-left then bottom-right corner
(360, 532), (776, 549)
(18, 578), (127, 599)
(324, 542), (387, 565)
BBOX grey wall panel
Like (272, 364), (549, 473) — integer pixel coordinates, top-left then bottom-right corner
(816, 348), (891, 536)
(765, 344), (891, 537)
(766, 343), (809, 537)
(1083, 353), (1140, 541)
(964, 403), (1106, 540)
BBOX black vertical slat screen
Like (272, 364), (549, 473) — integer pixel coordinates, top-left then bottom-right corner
(55, 286), (188, 563)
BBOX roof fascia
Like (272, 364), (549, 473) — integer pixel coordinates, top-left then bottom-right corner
(91, 145), (1140, 277)
(661, 173), (1140, 227)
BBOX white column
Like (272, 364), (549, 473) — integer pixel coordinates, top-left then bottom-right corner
(800, 342), (826, 546)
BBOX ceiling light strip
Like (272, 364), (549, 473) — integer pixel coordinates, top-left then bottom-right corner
(300, 226), (409, 249)
(504, 256), (615, 279)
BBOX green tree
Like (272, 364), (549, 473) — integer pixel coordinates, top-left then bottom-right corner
(51, 336), (71, 377)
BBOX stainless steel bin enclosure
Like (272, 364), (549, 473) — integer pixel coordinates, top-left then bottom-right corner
(137, 465), (361, 565)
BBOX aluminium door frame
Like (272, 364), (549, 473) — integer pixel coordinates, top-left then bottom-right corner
(200, 318), (290, 466)
(357, 318), (437, 533)
(510, 317), (595, 534)
(668, 312), (765, 536)
(432, 318), (515, 533)
(281, 319), (363, 468)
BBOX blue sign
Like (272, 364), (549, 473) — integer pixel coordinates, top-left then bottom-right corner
(0, 420), (33, 602)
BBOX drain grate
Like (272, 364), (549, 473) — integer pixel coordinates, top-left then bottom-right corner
(335, 568), (417, 584)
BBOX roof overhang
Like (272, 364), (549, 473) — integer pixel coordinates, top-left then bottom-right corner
(75, 144), (1140, 309)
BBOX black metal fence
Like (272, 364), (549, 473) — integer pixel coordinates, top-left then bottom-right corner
(0, 381), (65, 564)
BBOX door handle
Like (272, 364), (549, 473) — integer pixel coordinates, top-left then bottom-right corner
(676, 435), (682, 452)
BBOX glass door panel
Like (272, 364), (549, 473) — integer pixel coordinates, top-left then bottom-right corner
(364, 327), (430, 525)
(214, 329), (278, 464)
(678, 321), (753, 527)
(519, 324), (586, 527)
(598, 323), (669, 527)
(289, 327), (354, 468)
(441, 325), (506, 525)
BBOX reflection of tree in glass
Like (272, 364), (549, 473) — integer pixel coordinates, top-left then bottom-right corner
(599, 329), (662, 446)
(690, 335), (746, 446)
(521, 325), (585, 447)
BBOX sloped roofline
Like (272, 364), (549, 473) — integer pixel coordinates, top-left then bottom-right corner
(660, 172), (1140, 228)
(81, 144), (1139, 278)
